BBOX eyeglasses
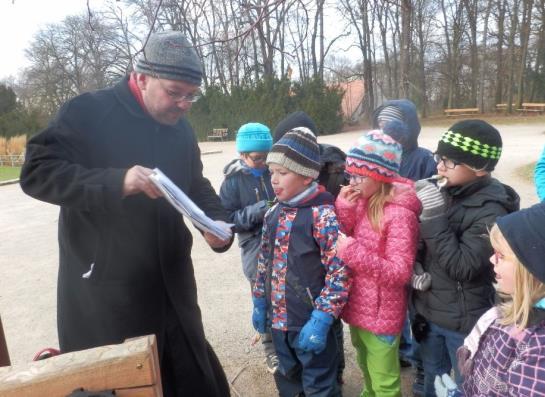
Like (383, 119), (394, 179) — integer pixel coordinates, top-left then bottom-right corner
(157, 78), (202, 103)
(344, 172), (368, 184)
(492, 249), (505, 265)
(246, 153), (267, 163)
(434, 154), (461, 170)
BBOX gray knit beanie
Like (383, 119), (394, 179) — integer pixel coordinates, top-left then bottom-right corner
(134, 31), (203, 86)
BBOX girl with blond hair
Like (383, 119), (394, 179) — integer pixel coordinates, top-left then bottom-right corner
(436, 202), (545, 396)
(335, 130), (421, 397)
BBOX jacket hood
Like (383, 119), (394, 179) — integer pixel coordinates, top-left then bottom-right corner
(449, 176), (520, 213)
(372, 99), (421, 151)
(223, 158), (245, 177)
(319, 143), (346, 165)
(389, 180), (422, 216)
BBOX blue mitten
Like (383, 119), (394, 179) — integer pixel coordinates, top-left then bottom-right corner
(297, 310), (334, 354)
(252, 297), (267, 334)
(434, 374), (461, 397)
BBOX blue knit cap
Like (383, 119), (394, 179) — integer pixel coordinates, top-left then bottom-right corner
(236, 123), (273, 153)
(497, 202), (545, 283)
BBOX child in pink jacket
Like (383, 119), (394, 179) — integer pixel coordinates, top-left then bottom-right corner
(336, 130), (421, 397)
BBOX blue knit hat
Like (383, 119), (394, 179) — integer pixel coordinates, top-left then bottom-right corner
(345, 130), (402, 183)
(236, 123), (273, 153)
(266, 127), (321, 179)
(497, 203), (545, 283)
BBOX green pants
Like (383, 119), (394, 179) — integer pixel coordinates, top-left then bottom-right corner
(349, 326), (401, 397)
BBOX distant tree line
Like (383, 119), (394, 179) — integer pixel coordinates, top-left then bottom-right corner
(2, 0), (544, 138)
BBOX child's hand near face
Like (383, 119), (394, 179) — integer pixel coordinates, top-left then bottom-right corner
(338, 185), (361, 203)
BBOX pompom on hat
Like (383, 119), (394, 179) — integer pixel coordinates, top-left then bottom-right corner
(235, 123), (273, 153)
(436, 119), (502, 171)
(134, 31), (203, 86)
(266, 127), (321, 179)
(496, 202), (545, 283)
(345, 130), (402, 183)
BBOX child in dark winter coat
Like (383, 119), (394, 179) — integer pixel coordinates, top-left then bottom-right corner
(252, 127), (350, 397)
(412, 119), (520, 397)
(335, 130), (421, 397)
(219, 122), (278, 373)
(435, 202), (545, 396)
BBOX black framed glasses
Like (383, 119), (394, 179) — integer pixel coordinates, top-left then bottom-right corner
(245, 153), (267, 163)
(157, 78), (202, 103)
(344, 171), (368, 184)
(433, 154), (461, 170)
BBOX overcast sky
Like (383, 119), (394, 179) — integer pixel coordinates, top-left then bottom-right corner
(0, 0), (92, 80)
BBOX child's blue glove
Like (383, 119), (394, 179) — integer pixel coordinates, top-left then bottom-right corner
(297, 309), (334, 354)
(434, 374), (462, 397)
(252, 297), (267, 334)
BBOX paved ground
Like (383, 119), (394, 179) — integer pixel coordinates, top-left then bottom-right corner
(0, 122), (542, 396)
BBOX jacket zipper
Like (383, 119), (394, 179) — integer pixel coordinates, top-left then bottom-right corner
(457, 281), (468, 321)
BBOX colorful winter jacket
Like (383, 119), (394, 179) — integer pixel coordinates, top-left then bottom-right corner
(335, 181), (421, 335)
(461, 309), (545, 396)
(253, 185), (350, 331)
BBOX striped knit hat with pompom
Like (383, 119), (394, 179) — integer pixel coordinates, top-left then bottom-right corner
(345, 130), (402, 183)
(266, 127), (321, 179)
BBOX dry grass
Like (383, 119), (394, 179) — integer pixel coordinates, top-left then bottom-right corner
(0, 135), (27, 155)
(516, 161), (536, 183)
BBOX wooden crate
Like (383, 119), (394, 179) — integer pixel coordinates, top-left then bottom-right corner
(0, 335), (162, 397)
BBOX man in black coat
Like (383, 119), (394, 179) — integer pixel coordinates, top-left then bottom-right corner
(19, 31), (233, 397)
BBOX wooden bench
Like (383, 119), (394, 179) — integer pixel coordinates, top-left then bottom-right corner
(518, 103), (545, 115)
(207, 128), (228, 141)
(444, 108), (480, 117)
(0, 335), (161, 396)
(495, 103), (516, 112)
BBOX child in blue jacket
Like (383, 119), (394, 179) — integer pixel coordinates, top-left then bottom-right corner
(219, 122), (278, 373)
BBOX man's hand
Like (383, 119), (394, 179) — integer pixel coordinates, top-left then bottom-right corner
(203, 220), (232, 249)
(123, 165), (163, 199)
(338, 185), (361, 203)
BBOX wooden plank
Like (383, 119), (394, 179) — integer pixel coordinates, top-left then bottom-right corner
(0, 316), (10, 367)
(444, 108), (479, 114)
(0, 335), (162, 397)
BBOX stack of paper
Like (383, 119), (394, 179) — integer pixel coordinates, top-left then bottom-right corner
(149, 168), (233, 240)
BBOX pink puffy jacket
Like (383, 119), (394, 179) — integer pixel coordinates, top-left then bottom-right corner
(335, 182), (421, 335)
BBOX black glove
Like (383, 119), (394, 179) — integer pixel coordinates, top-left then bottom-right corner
(411, 313), (430, 343)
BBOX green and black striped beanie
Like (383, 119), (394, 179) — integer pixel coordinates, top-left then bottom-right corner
(436, 119), (502, 171)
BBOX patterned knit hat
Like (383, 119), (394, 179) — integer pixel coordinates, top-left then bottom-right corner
(377, 105), (404, 125)
(436, 119), (502, 171)
(266, 127), (320, 179)
(134, 31), (203, 86)
(236, 123), (273, 153)
(345, 130), (402, 183)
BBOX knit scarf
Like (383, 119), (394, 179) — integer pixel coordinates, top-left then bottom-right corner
(281, 182), (319, 206)
(128, 72), (148, 114)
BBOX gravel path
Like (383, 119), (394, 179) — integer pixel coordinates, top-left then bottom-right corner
(0, 123), (541, 396)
